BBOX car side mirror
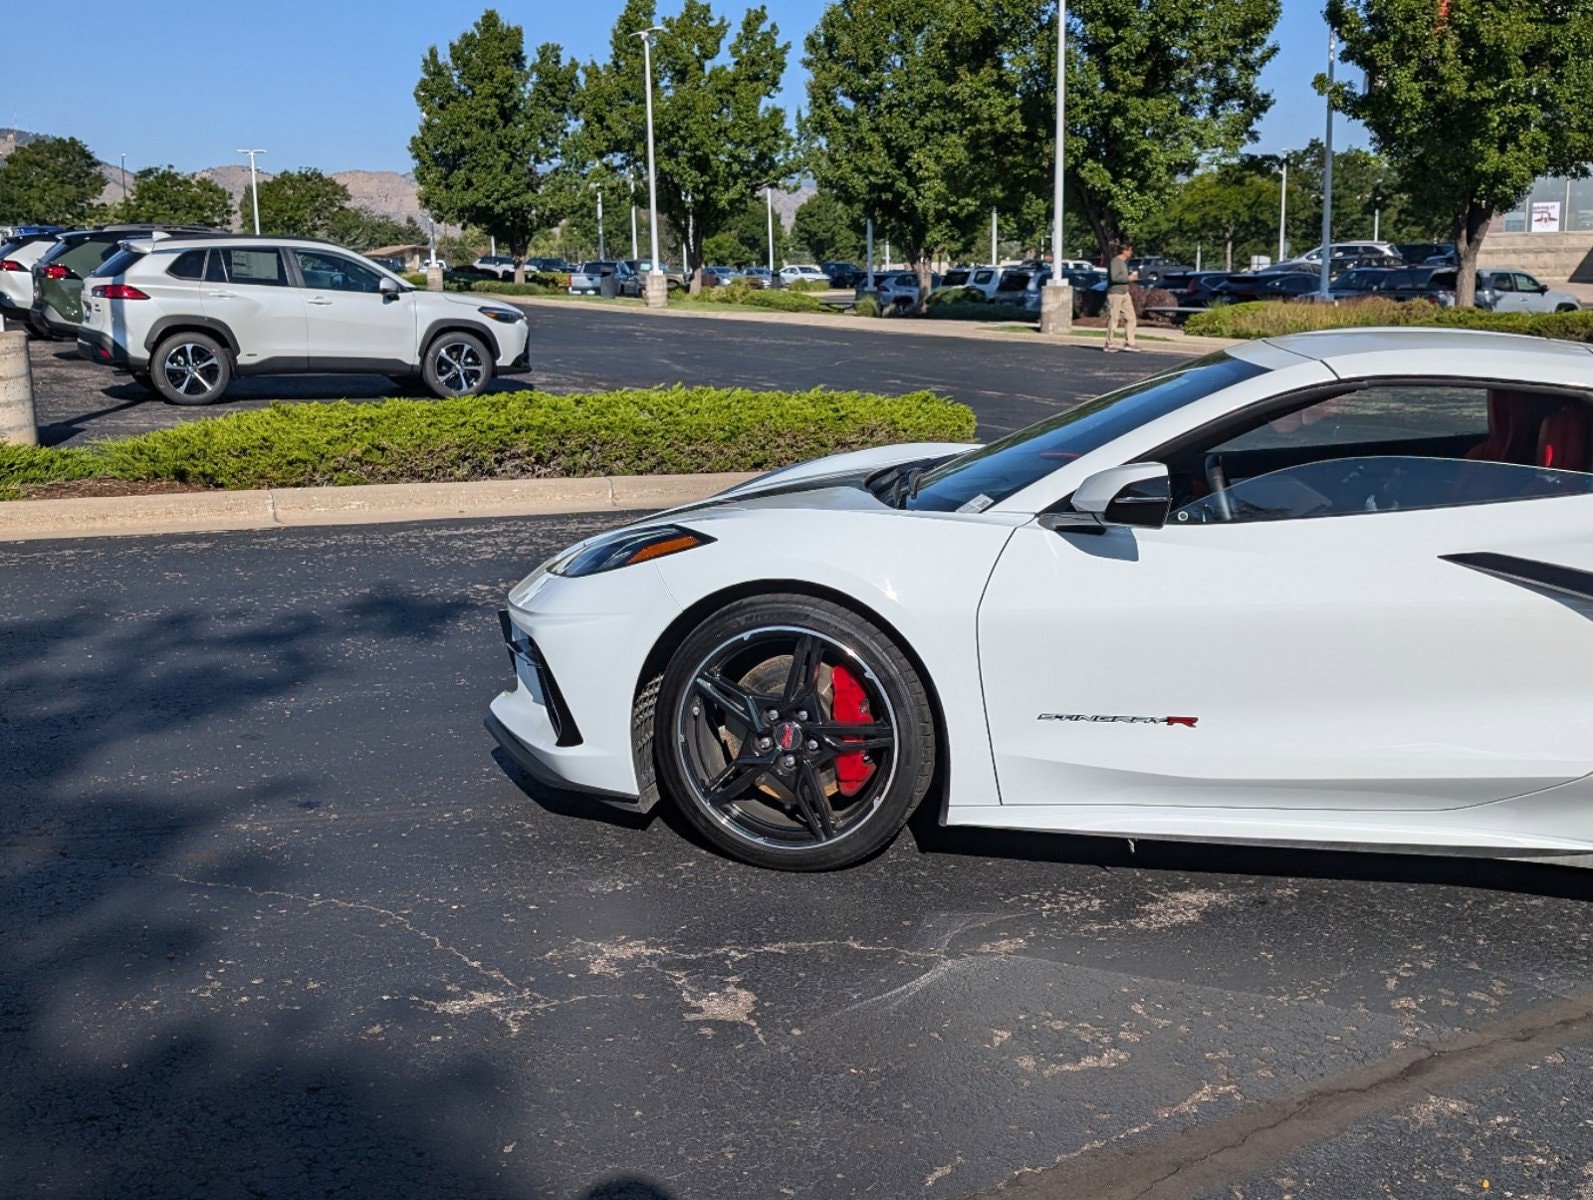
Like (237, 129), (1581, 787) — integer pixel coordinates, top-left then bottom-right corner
(1539, 284), (1550, 295)
(1044, 463), (1171, 531)
(379, 276), (400, 297)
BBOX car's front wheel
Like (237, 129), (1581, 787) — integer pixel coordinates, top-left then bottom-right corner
(655, 595), (937, 871)
(422, 331), (493, 398)
(152, 333), (232, 405)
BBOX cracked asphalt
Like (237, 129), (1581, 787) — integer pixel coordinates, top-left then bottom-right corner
(26, 303), (1164, 447)
(7, 518), (1593, 1199)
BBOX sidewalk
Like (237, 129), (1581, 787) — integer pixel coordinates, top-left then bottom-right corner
(504, 295), (1237, 357)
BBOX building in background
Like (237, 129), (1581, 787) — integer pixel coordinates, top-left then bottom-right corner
(1488, 172), (1593, 283)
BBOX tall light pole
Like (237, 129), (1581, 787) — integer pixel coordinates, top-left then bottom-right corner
(119, 154), (128, 202)
(629, 169), (640, 260)
(593, 185), (606, 260)
(766, 184), (776, 272)
(1040, 0), (1073, 334)
(634, 25), (667, 307)
(237, 148), (266, 234)
(1278, 155), (1288, 263)
(1318, 31), (1336, 300)
(990, 207), (998, 266)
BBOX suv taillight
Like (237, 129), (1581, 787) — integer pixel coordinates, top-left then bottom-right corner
(91, 284), (150, 300)
(0, 260), (24, 272)
(42, 264), (72, 280)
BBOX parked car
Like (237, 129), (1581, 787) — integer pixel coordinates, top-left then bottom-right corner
(472, 254), (518, 280)
(569, 260), (642, 297)
(1476, 269), (1583, 314)
(780, 264), (828, 286)
(369, 256), (407, 273)
(1126, 257), (1192, 286)
(937, 265), (1003, 301)
(1155, 271), (1244, 308)
(740, 267), (781, 290)
(822, 262), (866, 288)
(488, 329), (1593, 871)
(30, 224), (221, 338)
(77, 235), (530, 404)
(1210, 272), (1325, 303)
(527, 257), (573, 274)
(1380, 266), (1460, 307)
(1395, 242), (1455, 266)
(0, 232), (60, 324)
(854, 272), (926, 313)
(1287, 241), (1403, 268)
(1017, 267), (1105, 318)
(700, 265), (741, 288)
(1326, 267), (1402, 301)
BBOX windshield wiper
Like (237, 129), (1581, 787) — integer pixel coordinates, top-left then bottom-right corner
(899, 466), (928, 507)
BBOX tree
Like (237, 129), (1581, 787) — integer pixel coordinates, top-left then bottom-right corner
(115, 166), (232, 227)
(1017, 0), (1281, 260)
(328, 209), (428, 252)
(411, 9), (581, 283)
(248, 169), (354, 239)
(1141, 162), (1279, 270)
(583, 0), (791, 292)
(791, 190), (864, 263)
(0, 136), (105, 225)
(804, 0), (1034, 309)
(1325, 0), (1593, 306)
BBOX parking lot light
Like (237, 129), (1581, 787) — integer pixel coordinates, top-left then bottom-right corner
(237, 148), (266, 235)
(634, 25), (668, 309)
(1040, 1), (1073, 335)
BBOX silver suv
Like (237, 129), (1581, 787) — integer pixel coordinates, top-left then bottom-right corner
(78, 235), (531, 405)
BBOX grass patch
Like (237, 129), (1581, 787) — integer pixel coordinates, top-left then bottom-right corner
(0, 387), (975, 500)
(1185, 299), (1593, 342)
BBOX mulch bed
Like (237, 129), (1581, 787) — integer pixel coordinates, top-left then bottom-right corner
(17, 479), (216, 501)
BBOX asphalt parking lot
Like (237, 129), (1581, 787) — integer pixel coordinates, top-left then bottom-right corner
(7, 516), (1593, 1200)
(26, 303), (1171, 447)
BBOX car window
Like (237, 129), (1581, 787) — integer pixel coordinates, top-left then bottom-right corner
(1484, 273), (1513, 292)
(217, 247), (287, 286)
(167, 250), (207, 280)
(906, 353), (1268, 513)
(56, 238), (118, 277)
(292, 249), (383, 293)
(1169, 383), (1593, 524)
(1514, 274), (1542, 293)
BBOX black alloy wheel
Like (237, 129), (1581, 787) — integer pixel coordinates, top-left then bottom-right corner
(656, 595), (936, 871)
(422, 331), (493, 398)
(152, 332), (231, 405)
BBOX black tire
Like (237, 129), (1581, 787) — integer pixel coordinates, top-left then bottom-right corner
(1556, 304), (1580, 313)
(654, 594), (937, 871)
(126, 371), (153, 393)
(151, 332), (231, 405)
(422, 330), (494, 398)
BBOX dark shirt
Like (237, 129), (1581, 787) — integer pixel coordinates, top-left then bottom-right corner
(1108, 257), (1132, 294)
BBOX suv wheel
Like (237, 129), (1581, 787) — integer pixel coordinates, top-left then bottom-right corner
(152, 333), (232, 405)
(422, 331), (493, 398)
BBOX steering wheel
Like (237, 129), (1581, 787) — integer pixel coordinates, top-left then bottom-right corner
(1203, 453), (1234, 522)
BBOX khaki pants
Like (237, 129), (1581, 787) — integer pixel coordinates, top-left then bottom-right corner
(1105, 292), (1137, 348)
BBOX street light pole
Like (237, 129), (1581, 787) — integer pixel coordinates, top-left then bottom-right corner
(766, 185), (776, 272)
(119, 154), (128, 202)
(634, 25), (667, 307)
(1318, 31), (1336, 301)
(990, 207), (997, 266)
(1278, 156), (1288, 263)
(237, 148), (266, 234)
(629, 170), (640, 260)
(1040, 0), (1073, 334)
(596, 188), (605, 260)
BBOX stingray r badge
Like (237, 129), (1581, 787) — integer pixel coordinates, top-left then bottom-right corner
(1039, 714), (1200, 728)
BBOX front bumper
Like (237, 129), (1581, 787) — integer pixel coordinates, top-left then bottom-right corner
(499, 338), (531, 376)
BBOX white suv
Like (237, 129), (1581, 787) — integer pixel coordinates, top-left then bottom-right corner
(78, 236), (531, 405)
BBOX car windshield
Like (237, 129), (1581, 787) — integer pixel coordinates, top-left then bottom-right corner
(903, 352), (1268, 512)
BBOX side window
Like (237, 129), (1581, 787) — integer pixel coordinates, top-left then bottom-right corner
(1169, 383), (1593, 524)
(1488, 273), (1515, 292)
(1514, 274), (1542, 294)
(57, 239), (116, 277)
(291, 249), (383, 293)
(168, 250), (207, 280)
(218, 248), (287, 286)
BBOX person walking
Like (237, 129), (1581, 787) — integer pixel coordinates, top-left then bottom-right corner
(1104, 243), (1140, 353)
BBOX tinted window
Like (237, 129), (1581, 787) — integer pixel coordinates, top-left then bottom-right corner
(167, 249), (207, 280)
(1514, 274), (1542, 293)
(218, 248), (286, 286)
(906, 353), (1268, 512)
(94, 248), (146, 278)
(56, 238), (120, 277)
(292, 248), (383, 293)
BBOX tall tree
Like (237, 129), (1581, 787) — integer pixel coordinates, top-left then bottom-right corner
(249, 169), (354, 239)
(1141, 162), (1279, 270)
(1014, 0), (1281, 260)
(1325, 0), (1593, 306)
(804, 0), (1033, 309)
(116, 166), (233, 228)
(411, 9), (581, 283)
(0, 136), (105, 226)
(584, 0), (791, 293)
(791, 190), (864, 263)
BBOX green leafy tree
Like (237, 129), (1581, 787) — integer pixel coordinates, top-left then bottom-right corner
(1141, 162), (1279, 270)
(115, 166), (232, 227)
(583, 0), (791, 293)
(804, 0), (1034, 309)
(1016, 0), (1281, 260)
(791, 190), (864, 263)
(328, 209), (428, 252)
(1325, 0), (1593, 306)
(249, 169), (353, 238)
(411, 9), (581, 283)
(0, 136), (105, 225)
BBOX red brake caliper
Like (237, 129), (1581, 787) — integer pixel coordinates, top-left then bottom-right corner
(830, 665), (876, 797)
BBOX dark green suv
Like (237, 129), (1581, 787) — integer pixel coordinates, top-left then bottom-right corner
(30, 224), (218, 338)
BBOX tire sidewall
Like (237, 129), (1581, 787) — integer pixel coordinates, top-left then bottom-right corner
(422, 331), (494, 399)
(656, 594), (936, 871)
(152, 332), (231, 405)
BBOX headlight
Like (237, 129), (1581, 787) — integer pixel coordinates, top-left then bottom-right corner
(551, 525), (715, 578)
(478, 306), (525, 323)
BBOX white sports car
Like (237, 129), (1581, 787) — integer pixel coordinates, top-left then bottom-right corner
(489, 329), (1593, 871)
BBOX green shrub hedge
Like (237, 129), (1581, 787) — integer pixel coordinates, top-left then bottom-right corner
(1186, 299), (1593, 342)
(0, 387), (975, 499)
(696, 279), (830, 312)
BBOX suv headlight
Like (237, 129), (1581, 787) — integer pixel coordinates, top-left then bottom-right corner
(478, 306), (525, 323)
(550, 525), (715, 578)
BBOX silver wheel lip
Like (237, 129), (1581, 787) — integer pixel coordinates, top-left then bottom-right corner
(433, 339), (486, 393)
(672, 623), (901, 853)
(162, 341), (222, 396)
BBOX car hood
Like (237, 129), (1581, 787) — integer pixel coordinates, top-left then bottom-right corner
(715, 441), (976, 498)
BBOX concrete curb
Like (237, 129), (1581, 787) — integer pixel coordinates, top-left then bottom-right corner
(0, 472), (757, 543)
(501, 295), (1236, 357)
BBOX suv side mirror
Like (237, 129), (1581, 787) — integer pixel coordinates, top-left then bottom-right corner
(379, 276), (400, 296)
(1051, 463), (1171, 530)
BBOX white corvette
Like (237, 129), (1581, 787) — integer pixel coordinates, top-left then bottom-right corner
(489, 329), (1593, 870)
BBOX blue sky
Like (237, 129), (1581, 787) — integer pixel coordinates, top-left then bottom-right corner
(3, 0), (1358, 173)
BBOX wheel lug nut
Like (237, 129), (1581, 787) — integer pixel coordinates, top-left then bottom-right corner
(781, 754), (796, 769)
(796, 710), (808, 721)
(806, 740), (818, 751)
(757, 737), (772, 751)
(765, 709), (780, 722)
